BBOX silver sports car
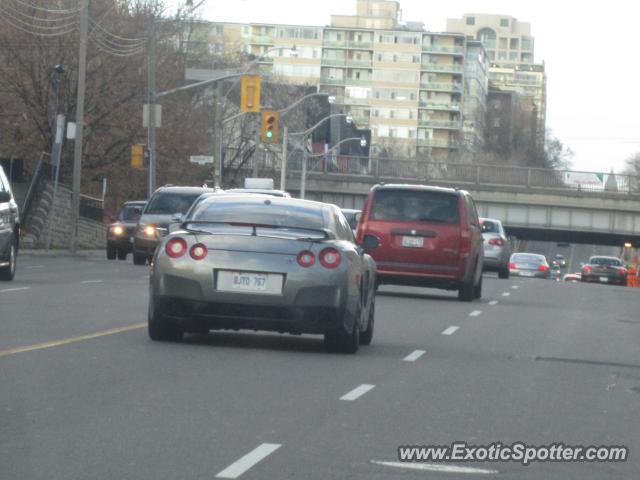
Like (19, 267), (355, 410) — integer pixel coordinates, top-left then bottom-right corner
(148, 195), (377, 353)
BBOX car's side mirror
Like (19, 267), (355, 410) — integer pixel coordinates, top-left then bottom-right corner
(361, 235), (380, 250)
(0, 191), (11, 203)
(171, 213), (184, 223)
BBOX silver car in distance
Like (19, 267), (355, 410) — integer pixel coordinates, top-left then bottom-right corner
(148, 195), (377, 353)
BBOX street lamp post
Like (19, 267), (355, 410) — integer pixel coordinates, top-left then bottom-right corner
(288, 112), (354, 199)
(299, 136), (366, 199)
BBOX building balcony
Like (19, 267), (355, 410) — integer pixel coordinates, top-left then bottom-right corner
(250, 35), (274, 45)
(345, 59), (373, 68)
(417, 138), (458, 148)
(420, 82), (462, 92)
(343, 96), (371, 106)
(422, 44), (465, 55)
(320, 77), (372, 86)
(418, 119), (461, 129)
(421, 63), (464, 74)
(321, 58), (347, 67)
(419, 101), (461, 111)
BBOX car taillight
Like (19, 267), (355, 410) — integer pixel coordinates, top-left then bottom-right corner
(583, 266), (592, 273)
(508, 262), (516, 269)
(189, 243), (208, 260)
(319, 248), (341, 269)
(617, 267), (627, 275)
(297, 250), (315, 268)
(460, 229), (471, 253)
(538, 264), (549, 272)
(488, 238), (505, 246)
(165, 237), (187, 258)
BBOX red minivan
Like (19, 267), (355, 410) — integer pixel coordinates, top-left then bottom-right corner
(356, 184), (484, 301)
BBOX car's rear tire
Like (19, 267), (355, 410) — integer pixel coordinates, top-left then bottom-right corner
(106, 245), (116, 260)
(117, 249), (127, 260)
(325, 322), (359, 354)
(133, 252), (147, 265)
(473, 273), (483, 299)
(498, 266), (509, 279)
(0, 237), (17, 281)
(148, 299), (184, 342)
(360, 300), (375, 346)
(458, 275), (475, 302)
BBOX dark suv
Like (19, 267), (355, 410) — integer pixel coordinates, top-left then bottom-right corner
(0, 166), (20, 281)
(107, 201), (146, 260)
(356, 184), (484, 301)
(132, 186), (214, 265)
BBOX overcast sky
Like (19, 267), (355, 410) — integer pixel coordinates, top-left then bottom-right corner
(170, 0), (640, 173)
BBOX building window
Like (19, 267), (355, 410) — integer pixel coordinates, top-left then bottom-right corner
(466, 16), (475, 25)
(500, 18), (509, 27)
(493, 118), (501, 127)
(377, 53), (382, 61)
(393, 54), (398, 62)
(510, 38), (519, 50)
(391, 92), (396, 99)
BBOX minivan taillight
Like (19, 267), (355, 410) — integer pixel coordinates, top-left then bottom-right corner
(319, 248), (341, 269)
(165, 238), (187, 258)
(460, 229), (471, 254)
(297, 250), (315, 268)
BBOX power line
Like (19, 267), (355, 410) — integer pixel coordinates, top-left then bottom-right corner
(88, 17), (146, 44)
(0, 6), (77, 33)
(9, 0), (81, 15)
(3, 2), (78, 23)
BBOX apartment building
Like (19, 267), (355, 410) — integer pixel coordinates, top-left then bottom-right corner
(190, 1), (490, 161)
(446, 13), (546, 152)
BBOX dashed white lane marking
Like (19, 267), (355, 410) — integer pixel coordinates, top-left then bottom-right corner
(441, 326), (460, 336)
(215, 443), (281, 479)
(25, 265), (44, 269)
(340, 384), (375, 401)
(511, 285), (519, 289)
(80, 280), (104, 284)
(403, 350), (426, 362)
(0, 287), (30, 293)
(371, 460), (498, 475)
(502, 292), (511, 297)
(488, 300), (499, 306)
(469, 310), (482, 317)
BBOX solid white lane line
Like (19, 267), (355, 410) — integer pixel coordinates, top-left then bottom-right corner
(403, 350), (426, 362)
(511, 285), (519, 289)
(441, 326), (459, 336)
(215, 443), (281, 479)
(502, 292), (511, 297)
(469, 310), (482, 317)
(340, 384), (375, 401)
(488, 300), (499, 306)
(0, 287), (30, 293)
(80, 280), (104, 284)
(371, 460), (498, 475)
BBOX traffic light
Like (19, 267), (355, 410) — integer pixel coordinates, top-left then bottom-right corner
(261, 110), (280, 143)
(240, 75), (261, 112)
(131, 144), (145, 169)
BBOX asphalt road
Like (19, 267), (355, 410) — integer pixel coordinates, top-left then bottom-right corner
(1, 253), (639, 480)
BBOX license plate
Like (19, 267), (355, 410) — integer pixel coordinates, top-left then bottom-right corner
(520, 271), (535, 277)
(216, 270), (284, 295)
(402, 236), (423, 248)
(599, 277), (608, 283)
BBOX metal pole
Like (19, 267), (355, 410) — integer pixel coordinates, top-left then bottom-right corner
(45, 114), (65, 251)
(213, 83), (223, 187)
(70, 0), (89, 254)
(147, 18), (157, 197)
(300, 141), (307, 199)
(253, 113), (261, 177)
(280, 126), (288, 191)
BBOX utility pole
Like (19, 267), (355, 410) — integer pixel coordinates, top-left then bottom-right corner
(213, 82), (223, 187)
(70, 0), (89, 254)
(147, 18), (157, 197)
(280, 126), (288, 190)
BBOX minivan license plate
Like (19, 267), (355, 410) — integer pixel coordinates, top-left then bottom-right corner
(402, 236), (423, 248)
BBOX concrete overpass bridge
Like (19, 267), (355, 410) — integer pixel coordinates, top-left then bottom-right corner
(275, 159), (640, 247)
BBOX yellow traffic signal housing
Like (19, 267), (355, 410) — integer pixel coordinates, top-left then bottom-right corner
(261, 110), (280, 143)
(240, 75), (261, 112)
(131, 144), (145, 169)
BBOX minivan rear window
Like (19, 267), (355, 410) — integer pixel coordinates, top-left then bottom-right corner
(370, 189), (460, 224)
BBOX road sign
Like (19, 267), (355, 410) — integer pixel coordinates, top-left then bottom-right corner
(143, 104), (162, 128)
(190, 155), (214, 165)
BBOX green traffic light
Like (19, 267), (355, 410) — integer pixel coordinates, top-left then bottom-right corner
(266, 130), (273, 138)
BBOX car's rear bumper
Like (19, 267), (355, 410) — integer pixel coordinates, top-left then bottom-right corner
(154, 295), (347, 335)
(107, 236), (134, 252)
(582, 274), (626, 285)
(510, 269), (549, 279)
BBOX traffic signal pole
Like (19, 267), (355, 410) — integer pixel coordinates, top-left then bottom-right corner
(147, 18), (157, 197)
